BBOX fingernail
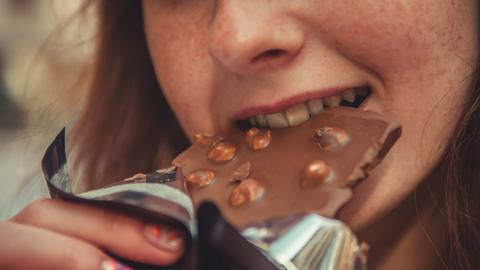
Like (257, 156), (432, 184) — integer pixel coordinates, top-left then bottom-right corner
(101, 258), (133, 270)
(144, 224), (184, 252)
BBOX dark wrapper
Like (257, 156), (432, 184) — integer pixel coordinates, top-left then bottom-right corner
(41, 129), (367, 270)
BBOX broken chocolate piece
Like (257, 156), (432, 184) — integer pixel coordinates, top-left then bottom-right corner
(173, 107), (401, 228)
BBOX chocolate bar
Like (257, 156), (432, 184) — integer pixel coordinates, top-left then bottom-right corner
(41, 106), (400, 270)
(173, 107), (401, 229)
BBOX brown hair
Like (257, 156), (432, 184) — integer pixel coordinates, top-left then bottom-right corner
(441, 62), (480, 268)
(71, 1), (480, 268)
(70, 0), (188, 190)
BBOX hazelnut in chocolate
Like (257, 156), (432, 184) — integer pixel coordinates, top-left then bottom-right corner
(314, 127), (350, 150)
(186, 169), (216, 188)
(229, 178), (265, 207)
(301, 160), (334, 188)
(230, 161), (251, 182)
(245, 128), (271, 150)
(207, 142), (237, 162)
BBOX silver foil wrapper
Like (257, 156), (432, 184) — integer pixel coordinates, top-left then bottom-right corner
(242, 214), (367, 270)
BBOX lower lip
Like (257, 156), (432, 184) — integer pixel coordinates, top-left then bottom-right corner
(235, 86), (359, 120)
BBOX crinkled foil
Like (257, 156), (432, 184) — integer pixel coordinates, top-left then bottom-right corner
(242, 214), (367, 270)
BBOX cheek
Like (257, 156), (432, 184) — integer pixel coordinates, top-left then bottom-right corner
(334, 0), (478, 227)
(142, 2), (219, 137)
(314, 0), (476, 146)
(313, 1), (473, 83)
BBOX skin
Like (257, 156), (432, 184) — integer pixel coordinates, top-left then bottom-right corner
(142, 0), (478, 269)
(1, 199), (185, 269)
(0, 1), (476, 269)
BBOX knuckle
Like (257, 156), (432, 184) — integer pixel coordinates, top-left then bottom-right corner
(12, 198), (53, 224)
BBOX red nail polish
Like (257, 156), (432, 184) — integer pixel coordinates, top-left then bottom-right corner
(144, 224), (184, 252)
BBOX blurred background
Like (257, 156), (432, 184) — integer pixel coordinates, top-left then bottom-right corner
(0, 0), (95, 218)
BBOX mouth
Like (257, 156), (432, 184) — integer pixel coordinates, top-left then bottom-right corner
(236, 86), (371, 130)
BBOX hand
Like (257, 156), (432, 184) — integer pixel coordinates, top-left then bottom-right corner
(0, 198), (186, 270)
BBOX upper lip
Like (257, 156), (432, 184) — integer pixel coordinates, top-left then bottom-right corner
(234, 86), (361, 120)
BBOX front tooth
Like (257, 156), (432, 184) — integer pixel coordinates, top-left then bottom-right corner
(307, 98), (324, 116)
(285, 103), (310, 126)
(324, 94), (342, 107)
(266, 112), (289, 128)
(342, 89), (356, 103)
(256, 114), (267, 127)
(249, 117), (257, 126)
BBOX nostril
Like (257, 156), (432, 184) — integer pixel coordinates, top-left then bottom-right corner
(252, 49), (286, 63)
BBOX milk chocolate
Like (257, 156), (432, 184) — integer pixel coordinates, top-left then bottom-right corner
(173, 107), (401, 228)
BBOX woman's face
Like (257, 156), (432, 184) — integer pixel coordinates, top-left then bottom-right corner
(142, 0), (478, 229)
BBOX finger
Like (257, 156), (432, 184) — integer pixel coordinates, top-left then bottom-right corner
(11, 199), (185, 266)
(0, 221), (132, 270)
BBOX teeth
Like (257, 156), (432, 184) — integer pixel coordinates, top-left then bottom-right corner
(257, 114), (267, 127)
(285, 103), (310, 126)
(248, 87), (369, 129)
(342, 89), (355, 103)
(266, 112), (289, 128)
(323, 94), (342, 107)
(307, 98), (324, 116)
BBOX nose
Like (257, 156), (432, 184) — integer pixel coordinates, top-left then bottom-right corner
(208, 1), (305, 75)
